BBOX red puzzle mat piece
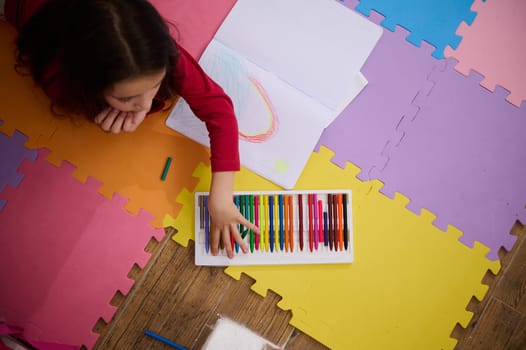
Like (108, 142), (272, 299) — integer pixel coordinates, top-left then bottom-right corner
(0, 149), (163, 349)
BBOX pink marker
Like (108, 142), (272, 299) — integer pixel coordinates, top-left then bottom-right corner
(313, 194), (319, 250)
(318, 199), (324, 244)
(254, 195), (259, 251)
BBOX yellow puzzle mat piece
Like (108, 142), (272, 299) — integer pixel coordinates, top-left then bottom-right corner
(169, 146), (500, 350)
(0, 22), (210, 228)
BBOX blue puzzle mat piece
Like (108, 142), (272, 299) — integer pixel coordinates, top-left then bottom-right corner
(356, 0), (477, 58)
(0, 120), (38, 210)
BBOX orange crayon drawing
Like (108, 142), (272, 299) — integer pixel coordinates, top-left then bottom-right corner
(238, 76), (279, 143)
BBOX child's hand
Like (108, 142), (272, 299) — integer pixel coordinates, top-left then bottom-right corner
(94, 108), (147, 133)
(208, 172), (259, 259)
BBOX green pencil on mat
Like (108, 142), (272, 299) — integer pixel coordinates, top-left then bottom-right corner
(161, 157), (172, 181)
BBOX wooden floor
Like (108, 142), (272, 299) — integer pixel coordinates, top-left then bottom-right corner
(453, 221), (526, 350)
(92, 223), (526, 350)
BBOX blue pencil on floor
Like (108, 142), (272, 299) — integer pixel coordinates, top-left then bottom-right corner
(145, 330), (188, 350)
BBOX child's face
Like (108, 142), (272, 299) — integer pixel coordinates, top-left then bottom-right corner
(104, 69), (166, 113)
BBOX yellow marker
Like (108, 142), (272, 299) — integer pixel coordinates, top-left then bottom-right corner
(259, 194), (265, 252)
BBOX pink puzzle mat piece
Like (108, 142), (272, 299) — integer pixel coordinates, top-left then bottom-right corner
(445, 0), (526, 107)
(375, 58), (526, 261)
(150, 0), (236, 59)
(0, 149), (164, 349)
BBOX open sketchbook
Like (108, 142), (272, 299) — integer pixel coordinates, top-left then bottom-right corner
(166, 0), (382, 189)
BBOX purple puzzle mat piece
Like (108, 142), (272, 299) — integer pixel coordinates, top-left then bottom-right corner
(0, 120), (38, 210)
(316, 1), (439, 181)
(376, 58), (526, 260)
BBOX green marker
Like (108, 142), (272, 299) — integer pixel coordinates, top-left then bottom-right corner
(249, 195), (254, 252)
(161, 157), (172, 181)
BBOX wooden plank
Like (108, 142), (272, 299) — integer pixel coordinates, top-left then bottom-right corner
(459, 294), (522, 350)
(494, 228), (526, 314)
(507, 314), (526, 350)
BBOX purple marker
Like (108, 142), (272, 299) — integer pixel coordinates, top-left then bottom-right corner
(204, 196), (210, 254)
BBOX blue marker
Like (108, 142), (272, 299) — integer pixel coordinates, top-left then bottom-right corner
(145, 330), (188, 350)
(323, 211), (329, 246)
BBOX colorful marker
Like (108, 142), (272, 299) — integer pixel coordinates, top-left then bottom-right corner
(160, 157), (172, 181)
(269, 195), (274, 252)
(288, 195), (294, 252)
(278, 195), (284, 251)
(298, 194), (304, 251)
(343, 193), (349, 250)
(254, 195), (259, 251)
(234, 196), (240, 253)
(204, 196), (210, 254)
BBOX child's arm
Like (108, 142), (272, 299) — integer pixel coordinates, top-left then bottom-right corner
(173, 42), (258, 257)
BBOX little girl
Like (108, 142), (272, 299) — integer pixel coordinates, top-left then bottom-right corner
(3, 0), (258, 258)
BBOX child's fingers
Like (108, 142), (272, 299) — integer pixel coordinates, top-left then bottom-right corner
(110, 113), (126, 134)
(123, 111), (146, 132)
(239, 215), (259, 234)
(94, 107), (111, 124)
(100, 108), (120, 131)
(221, 227), (234, 259)
(123, 114), (138, 132)
(230, 224), (248, 254)
(210, 227), (220, 256)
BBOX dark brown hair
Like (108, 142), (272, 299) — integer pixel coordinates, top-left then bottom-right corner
(15, 0), (180, 118)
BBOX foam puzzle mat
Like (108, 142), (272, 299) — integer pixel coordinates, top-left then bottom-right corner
(375, 58), (526, 261)
(315, 5), (438, 182)
(445, 0), (526, 107)
(355, 0), (477, 58)
(0, 149), (163, 348)
(171, 147), (500, 349)
(319, 0), (526, 261)
(1, 0), (524, 348)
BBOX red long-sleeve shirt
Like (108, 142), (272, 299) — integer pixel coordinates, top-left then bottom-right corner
(5, 0), (240, 172)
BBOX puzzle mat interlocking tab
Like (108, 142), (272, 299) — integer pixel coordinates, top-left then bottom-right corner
(170, 146), (499, 350)
(354, 0), (477, 59)
(0, 21), (210, 229)
(0, 120), (37, 210)
(373, 58), (526, 262)
(445, 0), (526, 107)
(0, 148), (164, 349)
(315, 3), (439, 183)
